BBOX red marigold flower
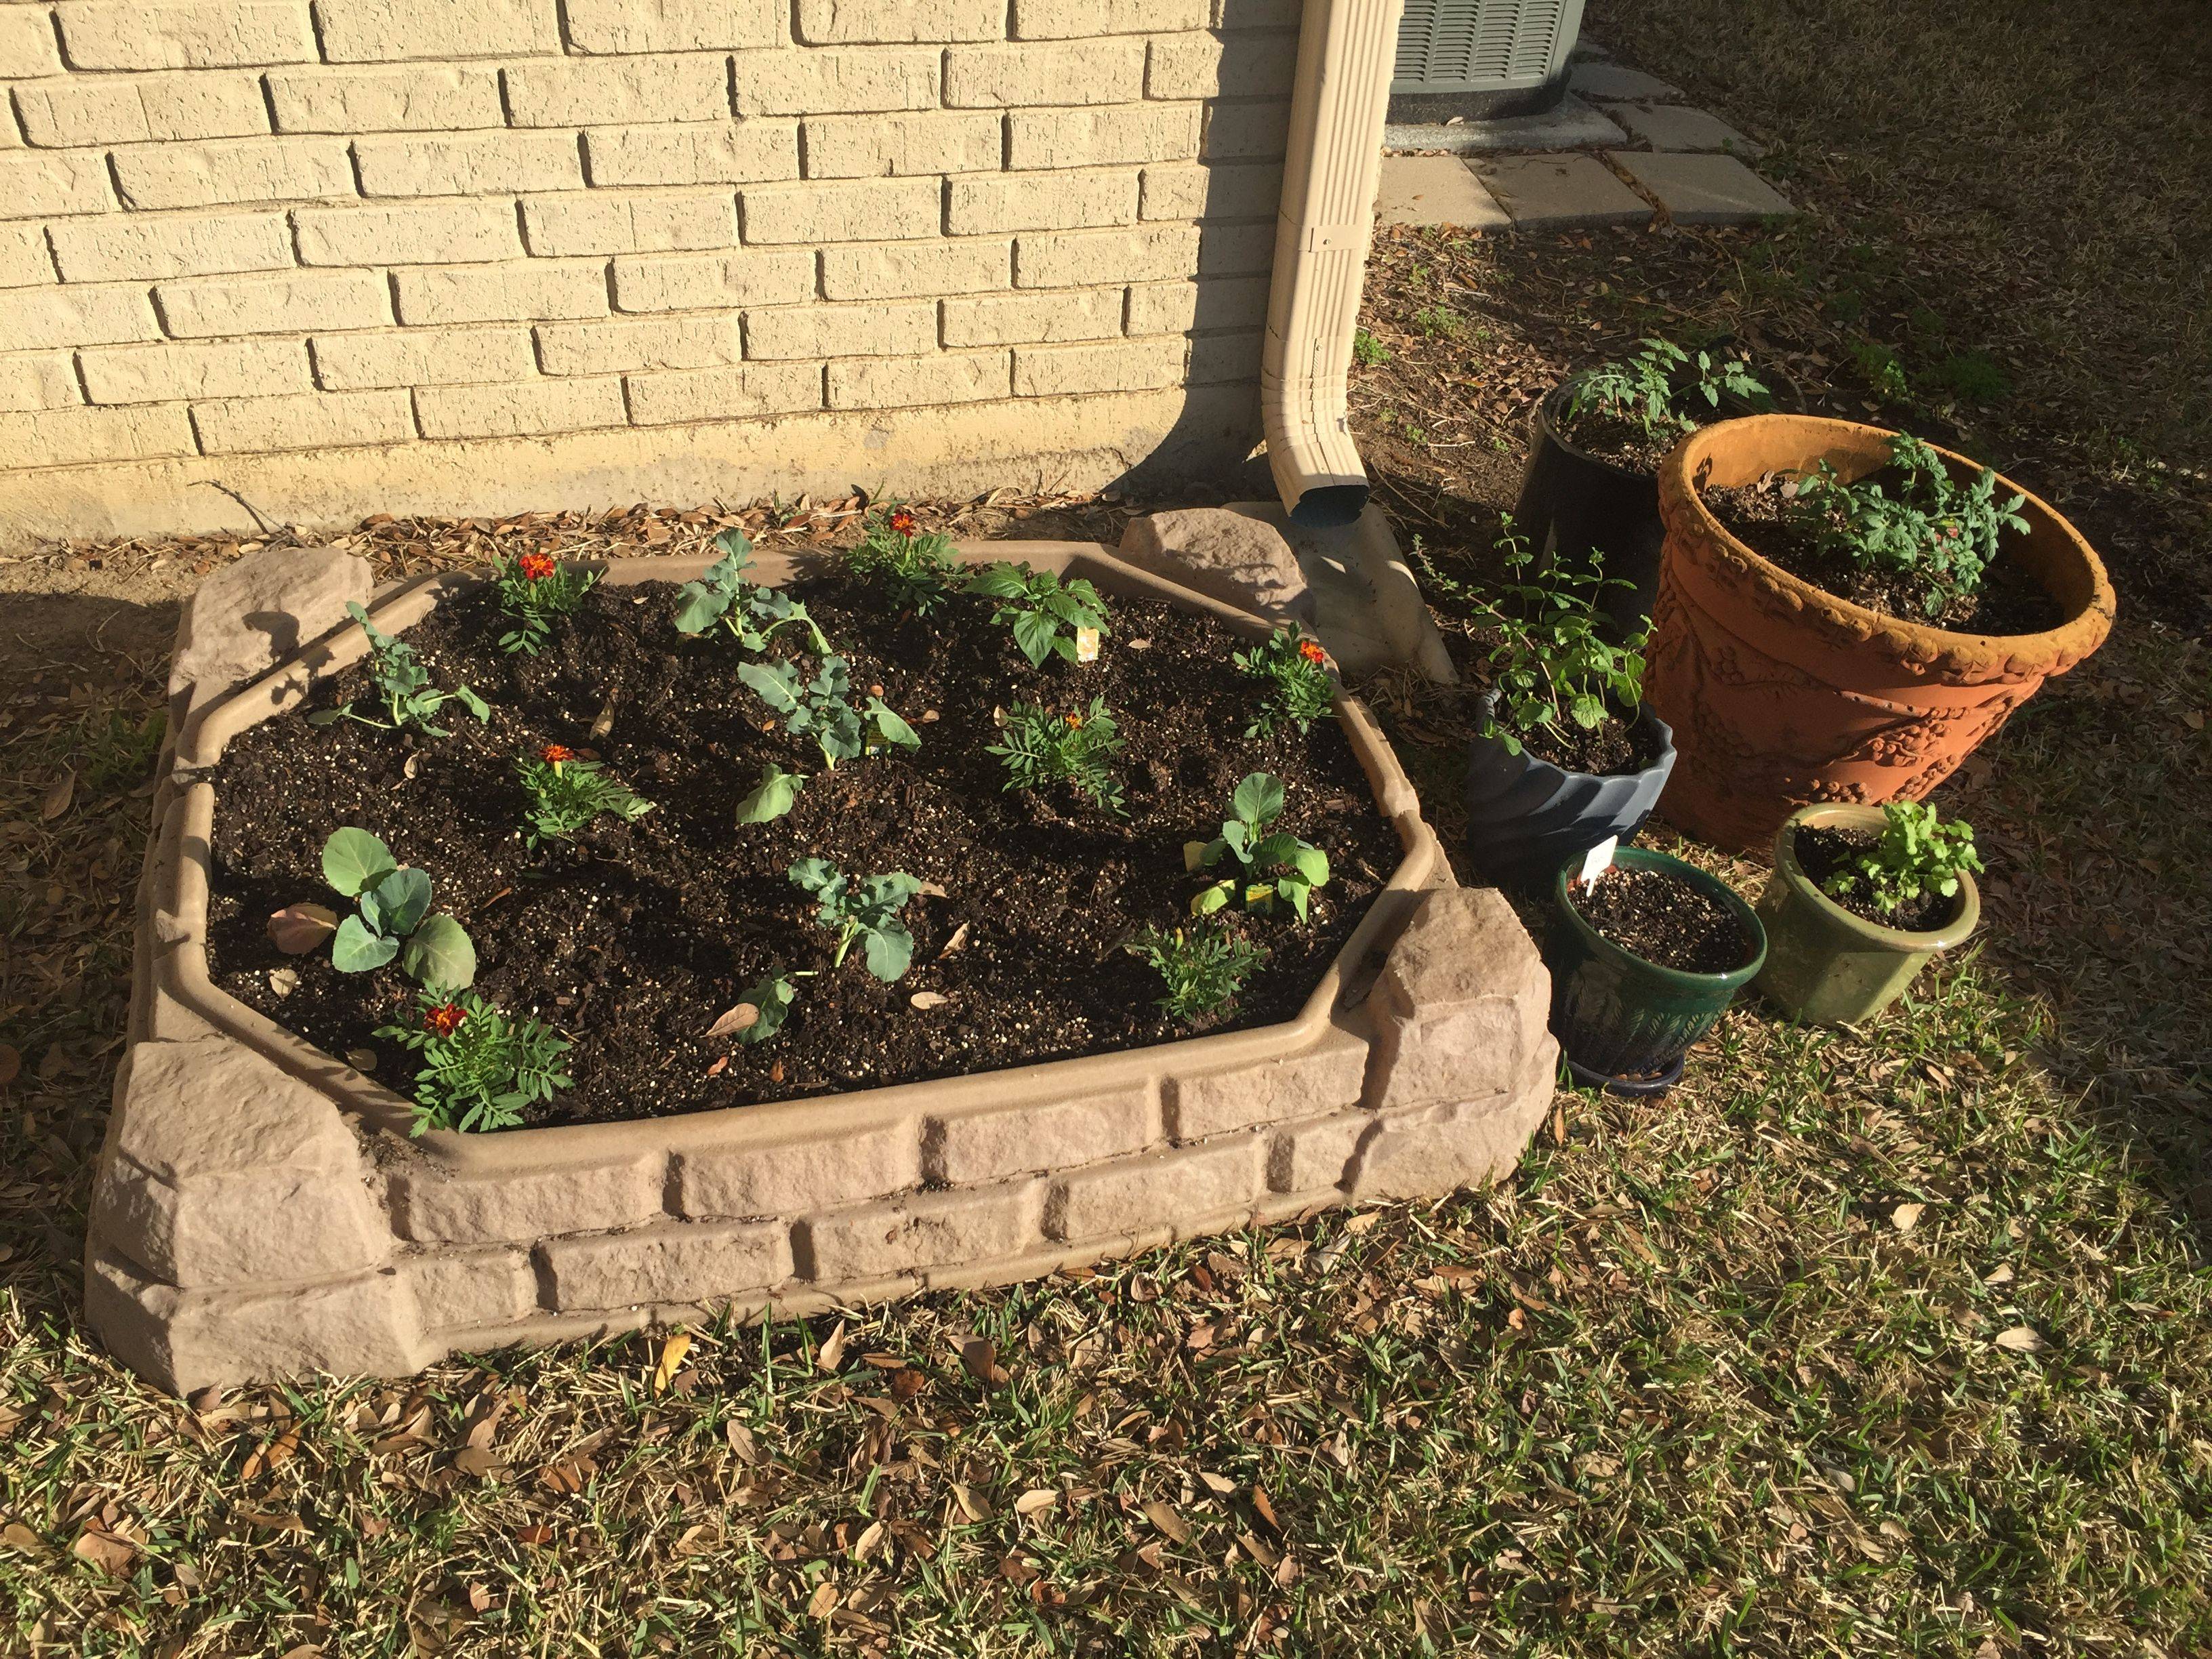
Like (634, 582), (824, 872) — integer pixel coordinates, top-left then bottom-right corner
(540, 743), (575, 764)
(424, 1002), (466, 1036)
(1298, 638), (1328, 665)
(518, 552), (556, 581)
(888, 508), (917, 537)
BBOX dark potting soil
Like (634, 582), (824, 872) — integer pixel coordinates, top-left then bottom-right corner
(1554, 405), (1685, 476)
(203, 571), (1404, 1129)
(1516, 705), (1663, 777)
(1568, 867), (1755, 975)
(1700, 472), (2064, 636)
(1793, 825), (1963, 933)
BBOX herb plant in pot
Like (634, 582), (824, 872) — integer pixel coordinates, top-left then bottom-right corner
(1756, 800), (1982, 1025)
(1464, 525), (1677, 886)
(1645, 415), (2115, 851)
(1514, 337), (1776, 638)
(1549, 847), (1766, 1094)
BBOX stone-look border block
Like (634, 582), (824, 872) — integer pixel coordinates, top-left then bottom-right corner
(87, 541), (1554, 1393)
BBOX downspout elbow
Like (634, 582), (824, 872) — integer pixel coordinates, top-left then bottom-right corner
(1262, 0), (1406, 530)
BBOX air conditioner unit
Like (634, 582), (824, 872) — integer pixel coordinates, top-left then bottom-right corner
(1389, 0), (1587, 124)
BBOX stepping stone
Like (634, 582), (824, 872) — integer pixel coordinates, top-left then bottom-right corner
(1384, 94), (1625, 156)
(1614, 102), (1764, 157)
(1569, 62), (1683, 101)
(1474, 155), (1650, 230)
(1375, 155), (1510, 229)
(1608, 150), (1797, 223)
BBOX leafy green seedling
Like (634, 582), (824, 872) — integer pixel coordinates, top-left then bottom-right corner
(313, 603), (489, 735)
(722, 973), (799, 1045)
(734, 762), (806, 825)
(964, 561), (1109, 668)
(1126, 921), (1269, 1023)
(987, 698), (1126, 815)
(847, 504), (958, 613)
(1186, 772), (1330, 922)
(1563, 337), (1769, 445)
(1233, 627), (1336, 738)
(516, 745), (654, 847)
(376, 989), (571, 1135)
(739, 655), (918, 769)
(1786, 432), (2029, 616)
(495, 551), (598, 655)
(1471, 517), (1650, 756)
(1821, 799), (1984, 918)
(788, 859), (922, 983)
(311, 827), (476, 989)
(674, 531), (833, 655)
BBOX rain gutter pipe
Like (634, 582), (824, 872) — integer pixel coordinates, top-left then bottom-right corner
(1261, 0), (1406, 529)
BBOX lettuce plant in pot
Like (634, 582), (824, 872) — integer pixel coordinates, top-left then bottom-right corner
(1514, 337), (1778, 638)
(1755, 799), (1982, 1025)
(1463, 524), (1677, 885)
(1548, 846), (1766, 1095)
(1645, 415), (2114, 851)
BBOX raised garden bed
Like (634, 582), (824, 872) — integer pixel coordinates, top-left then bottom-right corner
(87, 539), (1559, 1393)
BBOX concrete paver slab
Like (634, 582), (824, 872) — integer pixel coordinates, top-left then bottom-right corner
(1570, 62), (1683, 101)
(1608, 150), (1797, 223)
(1614, 102), (1763, 157)
(1376, 155), (1510, 229)
(1475, 154), (1651, 229)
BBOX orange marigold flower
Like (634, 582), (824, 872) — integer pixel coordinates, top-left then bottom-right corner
(1065, 712), (1084, 729)
(540, 743), (575, 764)
(518, 552), (556, 581)
(888, 508), (917, 537)
(1297, 638), (1328, 665)
(423, 1002), (466, 1036)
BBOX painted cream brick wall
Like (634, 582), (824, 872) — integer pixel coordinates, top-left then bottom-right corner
(0, 0), (1298, 508)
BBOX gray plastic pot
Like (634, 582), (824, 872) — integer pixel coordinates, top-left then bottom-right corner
(1466, 698), (1677, 886)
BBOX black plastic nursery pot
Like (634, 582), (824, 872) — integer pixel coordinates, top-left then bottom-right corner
(1513, 373), (1794, 640)
(1465, 697), (1677, 886)
(1547, 847), (1766, 1092)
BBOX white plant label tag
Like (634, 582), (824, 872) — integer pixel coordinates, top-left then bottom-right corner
(1074, 626), (1101, 663)
(1578, 836), (1618, 886)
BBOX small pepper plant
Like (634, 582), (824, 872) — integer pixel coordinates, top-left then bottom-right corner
(965, 561), (1110, 668)
(1471, 521), (1649, 757)
(1233, 627), (1336, 737)
(1820, 800), (1984, 920)
(847, 504), (958, 613)
(1125, 920), (1269, 1023)
(1786, 432), (2029, 617)
(376, 988), (572, 1135)
(495, 550), (598, 655)
(987, 698), (1126, 815)
(1562, 337), (1769, 446)
(267, 827), (476, 989)
(312, 603), (489, 735)
(516, 743), (655, 846)
(1186, 772), (1331, 922)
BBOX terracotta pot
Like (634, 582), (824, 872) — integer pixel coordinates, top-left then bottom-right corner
(1754, 804), (1980, 1025)
(1644, 415), (2115, 851)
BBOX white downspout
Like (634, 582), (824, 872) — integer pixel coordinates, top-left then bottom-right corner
(1261, 0), (1406, 529)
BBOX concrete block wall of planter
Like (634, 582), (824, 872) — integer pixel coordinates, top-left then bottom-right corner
(1645, 414), (2115, 852)
(89, 543), (1559, 1395)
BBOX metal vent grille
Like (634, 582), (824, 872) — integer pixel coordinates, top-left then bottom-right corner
(1393, 0), (1582, 94)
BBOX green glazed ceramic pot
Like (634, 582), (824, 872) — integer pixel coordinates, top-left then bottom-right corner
(1754, 803), (1980, 1025)
(1548, 847), (1767, 1086)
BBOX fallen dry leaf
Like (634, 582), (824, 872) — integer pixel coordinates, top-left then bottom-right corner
(268, 903), (340, 954)
(909, 990), (949, 1010)
(0, 1046), (19, 1088)
(39, 771), (74, 822)
(1891, 1202), (1926, 1233)
(2, 1522), (47, 1556)
(72, 1529), (137, 1575)
(706, 1003), (760, 1039)
(653, 1332), (692, 1395)
(807, 1579), (839, 1617)
(817, 1319), (847, 1372)
(1013, 1488), (1058, 1517)
(1143, 1500), (1191, 1544)
(1993, 1325), (2048, 1353)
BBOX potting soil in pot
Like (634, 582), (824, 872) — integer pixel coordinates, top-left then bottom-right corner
(1513, 703), (1664, 777)
(1568, 867), (1757, 975)
(203, 575), (1401, 1127)
(1791, 825), (1964, 933)
(1699, 474), (2064, 635)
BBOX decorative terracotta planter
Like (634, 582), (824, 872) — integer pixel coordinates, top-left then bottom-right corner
(1546, 848), (1766, 1094)
(1754, 804), (1980, 1025)
(1644, 415), (2115, 851)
